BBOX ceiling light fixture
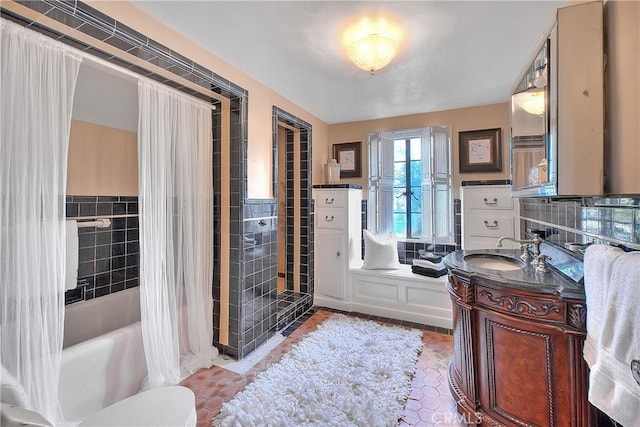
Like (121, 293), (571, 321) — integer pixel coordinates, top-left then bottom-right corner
(342, 15), (403, 75)
(347, 33), (399, 74)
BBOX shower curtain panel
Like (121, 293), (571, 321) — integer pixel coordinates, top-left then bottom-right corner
(0, 19), (82, 424)
(137, 80), (217, 389)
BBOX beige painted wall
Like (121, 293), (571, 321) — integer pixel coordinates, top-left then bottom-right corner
(328, 103), (510, 198)
(88, 1), (330, 199)
(67, 119), (138, 196)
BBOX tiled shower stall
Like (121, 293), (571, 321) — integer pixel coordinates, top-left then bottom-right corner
(3, 0), (313, 360)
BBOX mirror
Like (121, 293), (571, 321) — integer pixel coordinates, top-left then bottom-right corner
(510, 41), (552, 195)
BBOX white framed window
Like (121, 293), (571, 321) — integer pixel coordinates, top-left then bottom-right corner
(368, 126), (453, 244)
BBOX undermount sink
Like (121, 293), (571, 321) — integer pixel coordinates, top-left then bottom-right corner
(463, 253), (525, 271)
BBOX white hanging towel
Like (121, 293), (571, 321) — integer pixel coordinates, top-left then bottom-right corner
(584, 246), (640, 427)
(65, 220), (79, 290)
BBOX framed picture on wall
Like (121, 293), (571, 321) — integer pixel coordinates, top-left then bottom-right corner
(459, 128), (502, 173)
(332, 142), (362, 178)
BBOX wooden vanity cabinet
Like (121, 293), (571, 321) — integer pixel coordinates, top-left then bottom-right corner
(447, 273), (595, 426)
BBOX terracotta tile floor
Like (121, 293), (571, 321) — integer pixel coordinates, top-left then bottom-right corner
(181, 309), (464, 427)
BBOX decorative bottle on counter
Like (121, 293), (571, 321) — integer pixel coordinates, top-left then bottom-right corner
(324, 159), (340, 184)
(536, 158), (548, 184)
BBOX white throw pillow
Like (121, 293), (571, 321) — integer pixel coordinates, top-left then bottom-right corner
(362, 230), (401, 270)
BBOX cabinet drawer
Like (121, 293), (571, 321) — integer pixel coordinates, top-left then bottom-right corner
(466, 216), (515, 238)
(316, 208), (345, 230)
(315, 192), (347, 208)
(475, 286), (565, 323)
(464, 189), (514, 210)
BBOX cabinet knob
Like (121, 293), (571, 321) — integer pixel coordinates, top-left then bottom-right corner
(483, 197), (499, 206)
(325, 198), (334, 204)
(325, 215), (334, 222)
(336, 251), (341, 257)
(484, 220), (499, 229)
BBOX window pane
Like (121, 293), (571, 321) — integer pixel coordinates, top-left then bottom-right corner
(394, 213), (406, 237)
(393, 188), (406, 212)
(410, 160), (421, 186)
(394, 139), (405, 161)
(410, 138), (421, 160)
(410, 214), (422, 238)
(410, 186), (422, 212)
(394, 162), (406, 187)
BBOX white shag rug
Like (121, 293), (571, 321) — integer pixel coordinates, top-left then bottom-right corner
(215, 314), (423, 427)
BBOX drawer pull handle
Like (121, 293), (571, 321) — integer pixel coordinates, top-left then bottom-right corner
(325, 198), (335, 204)
(483, 197), (499, 206)
(484, 220), (499, 229)
(325, 215), (335, 222)
(336, 251), (341, 257)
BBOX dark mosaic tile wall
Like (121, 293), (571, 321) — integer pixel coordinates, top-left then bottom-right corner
(272, 107), (315, 298)
(214, 94), (251, 359)
(360, 198), (462, 263)
(284, 129), (296, 291)
(3, 1), (255, 356)
(520, 196), (640, 250)
(223, 106), (316, 359)
(6, 0), (315, 360)
(240, 214), (278, 356)
(277, 291), (313, 331)
(3, 1), (245, 101)
(65, 196), (139, 304)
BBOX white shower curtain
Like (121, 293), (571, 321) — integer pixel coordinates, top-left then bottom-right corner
(0, 19), (81, 424)
(137, 80), (217, 388)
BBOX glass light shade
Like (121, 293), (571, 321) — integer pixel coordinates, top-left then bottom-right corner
(346, 33), (399, 73)
(519, 91), (545, 116)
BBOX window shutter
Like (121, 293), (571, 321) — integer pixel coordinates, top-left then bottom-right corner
(367, 132), (394, 233)
(431, 126), (453, 244)
(378, 133), (394, 233)
(420, 127), (433, 241)
(367, 132), (380, 232)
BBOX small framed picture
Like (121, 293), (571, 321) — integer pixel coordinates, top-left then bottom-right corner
(332, 142), (362, 178)
(459, 128), (502, 173)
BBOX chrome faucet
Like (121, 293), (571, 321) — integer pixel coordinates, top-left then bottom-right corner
(496, 234), (550, 272)
(496, 234), (543, 261)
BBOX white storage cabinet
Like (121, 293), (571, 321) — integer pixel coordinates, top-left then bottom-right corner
(313, 187), (362, 311)
(461, 185), (520, 250)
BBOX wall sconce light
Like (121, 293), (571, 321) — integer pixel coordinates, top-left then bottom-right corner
(519, 90), (545, 116)
(342, 15), (403, 74)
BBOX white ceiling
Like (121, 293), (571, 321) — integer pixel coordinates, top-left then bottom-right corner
(133, 1), (565, 124)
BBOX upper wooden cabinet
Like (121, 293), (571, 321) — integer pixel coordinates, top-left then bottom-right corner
(603, 0), (640, 194)
(510, 1), (604, 198)
(511, 0), (640, 197)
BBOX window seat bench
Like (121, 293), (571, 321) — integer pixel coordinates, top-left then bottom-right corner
(314, 263), (453, 330)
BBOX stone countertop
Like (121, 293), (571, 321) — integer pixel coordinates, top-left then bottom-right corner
(443, 249), (585, 299)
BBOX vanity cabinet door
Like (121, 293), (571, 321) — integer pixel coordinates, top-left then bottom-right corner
(315, 231), (345, 299)
(476, 309), (573, 426)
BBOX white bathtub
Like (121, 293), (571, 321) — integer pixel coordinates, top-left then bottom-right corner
(63, 287), (141, 349)
(60, 287), (146, 422)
